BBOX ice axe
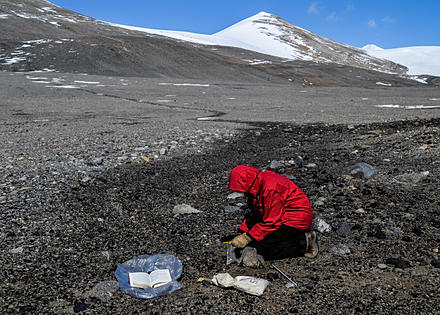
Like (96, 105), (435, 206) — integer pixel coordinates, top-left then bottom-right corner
(271, 263), (297, 287)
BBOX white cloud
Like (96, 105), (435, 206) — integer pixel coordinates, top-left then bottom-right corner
(326, 12), (338, 22)
(308, 2), (319, 14)
(367, 19), (377, 28)
(346, 3), (355, 12)
(381, 16), (396, 23)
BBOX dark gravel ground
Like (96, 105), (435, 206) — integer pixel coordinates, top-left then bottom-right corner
(1, 117), (440, 314)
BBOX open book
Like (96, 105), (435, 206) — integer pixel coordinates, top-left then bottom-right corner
(129, 269), (172, 289)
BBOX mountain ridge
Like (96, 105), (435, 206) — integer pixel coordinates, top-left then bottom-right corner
(111, 11), (408, 75)
(0, 0), (435, 86)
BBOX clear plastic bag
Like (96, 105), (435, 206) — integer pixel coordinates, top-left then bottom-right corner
(115, 254), (182, 299)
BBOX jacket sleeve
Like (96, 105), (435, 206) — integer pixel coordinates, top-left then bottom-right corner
(239, 219), (250, 233)
(247, 189), (284, 241)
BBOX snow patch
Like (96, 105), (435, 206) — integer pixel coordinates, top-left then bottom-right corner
(74, 81), (100, 84)
(0, 56), (27, 65)
(364, 45), (440, 76)
(197, 116), (218, 121)
(375, 104), (440, 109)
(159, 83), (210, 87)
(46, 85), (81, 89)
(0, 14), (10, 19)
(376, 82), (392, 86)
(26, 76), (48, 80)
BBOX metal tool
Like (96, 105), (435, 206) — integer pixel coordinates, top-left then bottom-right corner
(271, 263), (297, 287)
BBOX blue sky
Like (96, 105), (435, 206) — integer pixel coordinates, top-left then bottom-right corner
(51, 0), (439, 48)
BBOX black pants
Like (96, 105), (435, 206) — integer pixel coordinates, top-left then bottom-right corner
(247, 225), (307, 261)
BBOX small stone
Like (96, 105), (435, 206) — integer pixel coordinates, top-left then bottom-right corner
(227, 192), (244, 200)
(431, 259), (440, 268)
(391, 227), (401, 233)
(305, 163), (317, 168)
(433, 248), (439, 254)
(394, 172), (429, 184)
(377, 263), (387, 269)
(93, 157), (103, 165)
(402, 235), (411, 242)
(81, 176), (92, 183)
(9, 247), (24, 254)
(386, 258), (410, 269)
(314, 197), (326, 206)
(355, 208), (365, 214)
(224, 205), (241, 212)
(330, 244), (351, 256)
(98, 250), (113, 262)
(87, 281), (119, 301)
(73, 301), (88, 313)
(286, 282), (296, 289)
(269, 160), (284, 170)
(312, 217), (331, 233)
(173, 204), (201, 215)
(159, 148), (167, 155)
(336, 222), (352, 237)
(367, 224), (386, 239)
(266, 273), (279, 281)
(412, 225), (422, 236)
(349, 162), (378, 179)
(140, 155), (152, 163)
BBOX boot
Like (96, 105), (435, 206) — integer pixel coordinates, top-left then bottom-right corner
(304, 231), (319, 258)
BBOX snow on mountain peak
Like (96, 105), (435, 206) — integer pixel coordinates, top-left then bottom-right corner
(110, 13), (407, 74)
(362, 44), (384, 51)
(363, 45), (440, 76)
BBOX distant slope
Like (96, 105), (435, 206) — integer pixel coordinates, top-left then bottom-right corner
(112, 12), (407, 75)
(0, 0), (427, 87)
(363, 44), (440, 76)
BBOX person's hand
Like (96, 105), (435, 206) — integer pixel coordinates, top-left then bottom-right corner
(231, 233), (252, 248)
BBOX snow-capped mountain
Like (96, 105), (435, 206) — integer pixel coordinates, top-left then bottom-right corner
(0, 0), (433, 86)
(112, 12), (407, 75)
(362, 44), (440, 77)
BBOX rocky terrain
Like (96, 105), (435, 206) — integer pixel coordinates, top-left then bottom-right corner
(1, 69), (440, 313)
(1, 1), (440, 314)
(1, 116), (440, 314)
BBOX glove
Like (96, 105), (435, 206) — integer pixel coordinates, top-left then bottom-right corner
(231, 233), (252, 248)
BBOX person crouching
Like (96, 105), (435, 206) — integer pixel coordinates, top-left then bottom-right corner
(228, 165), (318, 266)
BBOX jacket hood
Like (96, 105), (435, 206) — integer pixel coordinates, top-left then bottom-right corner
(228, 165), (261, 195)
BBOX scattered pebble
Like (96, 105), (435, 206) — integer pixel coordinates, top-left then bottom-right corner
(349, 162), (378, 179)
(330, 244), (351, 256)
(9, 247), (24, 254)
(227, 192), (244, 200)
(336, 222), (352, 237)
(87, 281), (119, 302)
(224, 205), (241, 212)
(172, 204), (201, 215)
(269, 160), (284, 170)
(377, 263), (387, 269)
(312, 217), (331, 233)
(98, 250), (113, 262)
(386, 258), (411, 269)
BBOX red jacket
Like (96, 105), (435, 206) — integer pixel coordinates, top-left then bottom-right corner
(228, 165), (313, 241)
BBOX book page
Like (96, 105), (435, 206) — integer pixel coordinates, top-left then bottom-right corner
(129, 272), (151, 288)
(150, 269), (172, 288)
